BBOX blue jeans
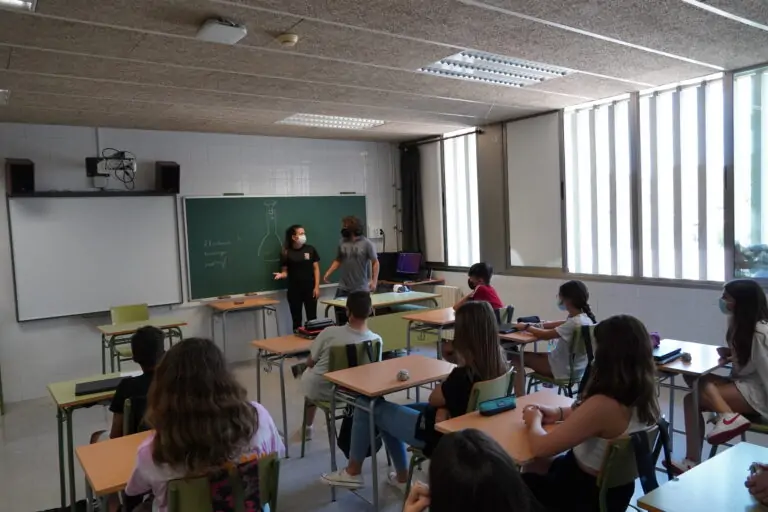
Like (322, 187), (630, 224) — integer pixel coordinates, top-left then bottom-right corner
(349, 398), (427, 473)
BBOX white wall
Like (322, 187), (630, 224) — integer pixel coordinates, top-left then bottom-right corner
(437, 271), (727, 346)
(0, 123), (397, 402)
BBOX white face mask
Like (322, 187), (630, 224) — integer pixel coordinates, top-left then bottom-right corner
(296, 234), (307, 244)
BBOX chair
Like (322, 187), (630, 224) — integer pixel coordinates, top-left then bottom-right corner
(167, 453), (280, 512)
(300, 340), (383, 459)
(708, 419), (768, 458)
(495, 305), (515, 324)
(404, 367), (516, 497)
(122, 397), (148, 436)
(109, 303), (150, 370)
(597, 425), (666, 512)
(526, 324), (595, 397)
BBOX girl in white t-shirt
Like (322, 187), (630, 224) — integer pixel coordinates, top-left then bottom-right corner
(513, 280), (596, 396)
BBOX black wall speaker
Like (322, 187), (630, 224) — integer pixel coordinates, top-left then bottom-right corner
(155, 161), (180, 193)
(5, 158), (35, 195)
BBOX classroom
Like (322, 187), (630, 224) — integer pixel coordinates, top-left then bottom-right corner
(1, 0), (768, 511)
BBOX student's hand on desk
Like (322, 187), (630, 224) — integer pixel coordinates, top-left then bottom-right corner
(404, 483), (430, 512)
(717, 346), (731, 358)
(533, 405), (562, 424)
(746, 466), (768, 504)
(313, 286), (320, 299)
(273, 272), (287, 280)
(515, 322), (529, 331)
(369, 280), (377, 291)
(522, 405), (543, 427)
(323, 274), (331, 284)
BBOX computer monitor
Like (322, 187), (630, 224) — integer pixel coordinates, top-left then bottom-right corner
(396, 252), (422, 274)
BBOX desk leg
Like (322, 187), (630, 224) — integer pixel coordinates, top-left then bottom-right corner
(66, 408), (76, 512)
(100, 334), (106, 375)
(369, 399), (379, 512)
(271, 306), (280, 336)
(108, 335), (116, 373)
(256, 349), (262, 403)
(261, 307), (268, 339)
(693, 375), (703, 460)
(406, 320), (413, 355)
(436, 326), (443, 360)
(279, 356), (289, 458)
(325, 305), (332, 317)
(85, 479), (94, 512)
(222, 311), (229, 359)
(329, 387), (338, 502)
(519, 346), (526, 396)
(668, 374), (675, 452)
(57, 408), (66, 510)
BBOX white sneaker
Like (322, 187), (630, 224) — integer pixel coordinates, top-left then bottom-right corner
(664, 458), (697, 475)
(386, 472), (407, 494)
(707, 413), (751, 445)
(321, 468), (364, 489)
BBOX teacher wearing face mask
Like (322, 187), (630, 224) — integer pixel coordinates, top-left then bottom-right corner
(274, 224), (320, 332)
(324, 215), (379, 292)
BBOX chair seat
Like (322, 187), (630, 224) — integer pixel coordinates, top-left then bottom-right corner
(749, 420), (768, 434)
(528, 372), (573, 387)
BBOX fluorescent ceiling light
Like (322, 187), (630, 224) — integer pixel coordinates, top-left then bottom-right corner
(0, 0), (35, 11)
(419, 51), (572, 88)
(0, 90), (9, 106)
(277, 113), (385, 130)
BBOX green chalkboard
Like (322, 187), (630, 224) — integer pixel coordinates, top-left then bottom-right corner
(183, 195), (367, 300)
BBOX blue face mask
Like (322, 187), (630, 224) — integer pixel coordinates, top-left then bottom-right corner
(719, 298), (731, 315)
(557, 300), (568, 311)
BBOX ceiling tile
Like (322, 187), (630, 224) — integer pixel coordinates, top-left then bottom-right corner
(699, 0), (768, 26)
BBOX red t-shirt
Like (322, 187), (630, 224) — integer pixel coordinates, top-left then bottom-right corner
(471, 284), (504, 310)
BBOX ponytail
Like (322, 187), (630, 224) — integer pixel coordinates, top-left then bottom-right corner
(582, 303), (597, 324)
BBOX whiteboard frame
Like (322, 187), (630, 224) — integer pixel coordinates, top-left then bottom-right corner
(6, 194), (184, 322)
(182, 194), (367, 302)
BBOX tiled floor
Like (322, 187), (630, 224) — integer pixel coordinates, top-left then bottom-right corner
(1, 355), (765, 512)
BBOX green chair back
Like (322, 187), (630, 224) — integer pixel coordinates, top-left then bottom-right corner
(495, 305), (515, 324)
(110, 303), (150, 324)
(597, 427), (659, 512)
(122, 397), (148, 435)
(466, 367), (515, 413)
(327, 339), (383, 372)
(167, 453), (280, 512)
(366, 311), (439, 352)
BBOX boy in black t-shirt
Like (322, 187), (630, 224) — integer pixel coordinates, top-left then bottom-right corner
(92, 326), (165, 440)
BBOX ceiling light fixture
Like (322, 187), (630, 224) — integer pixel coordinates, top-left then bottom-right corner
(419, 51), (572, 88)
(196, 18), (247, 45)
(276, 113), (385, 130)
(0, 0), (35, 10)
(0, 89), (9, 106)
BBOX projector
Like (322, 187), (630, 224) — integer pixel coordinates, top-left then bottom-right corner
(196, 18), (247, 45)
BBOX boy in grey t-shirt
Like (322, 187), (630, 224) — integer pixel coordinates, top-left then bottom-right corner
(323, 216), (379, 294)
(300, 291), (381, 439)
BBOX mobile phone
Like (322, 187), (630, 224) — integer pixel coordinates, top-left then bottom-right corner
(478, 396), (517, 416)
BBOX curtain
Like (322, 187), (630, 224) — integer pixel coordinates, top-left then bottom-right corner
(400, 146), (426, 253)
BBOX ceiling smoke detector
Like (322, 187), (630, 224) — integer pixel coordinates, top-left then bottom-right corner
(276, 33), (299, 47)
(196, 18), (247, 45)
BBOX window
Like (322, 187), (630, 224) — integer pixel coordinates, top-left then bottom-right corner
(734, 67), (768, 278)
(443, 132), (480, 267)
(639, 77), (724, 281)
(564, 96), (633, 276)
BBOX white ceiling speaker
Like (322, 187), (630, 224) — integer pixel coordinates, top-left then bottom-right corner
(276, 33), (299, 47)
(196, 18), (247, 45)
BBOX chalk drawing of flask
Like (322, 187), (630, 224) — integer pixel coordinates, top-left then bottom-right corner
(258, 201), (282, 262)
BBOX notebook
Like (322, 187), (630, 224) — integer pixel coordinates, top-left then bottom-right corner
(74, 377), (123, 396)
(653, 342), (682, 364)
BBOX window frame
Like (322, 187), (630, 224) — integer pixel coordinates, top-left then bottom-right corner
(498, 72), (739, 290)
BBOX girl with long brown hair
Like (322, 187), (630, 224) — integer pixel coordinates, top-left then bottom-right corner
(322, 301), (508, 492)
(125, 338), (284, 512)
(521, 315), (660, 511)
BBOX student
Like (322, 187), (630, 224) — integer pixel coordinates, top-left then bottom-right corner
(442, 262), (503, 361)
(521, 315), (660, 512)
(323, 215), (379, 294)
(512, 280), (596, 396)
(300, 291), (381, 440)
(671, 279), (768, 473)
(746, 463), (768, 505)
(404, 429), (545, 512)
(274, 224), (320, 331)
(322, 301), (508, 491)
(125, 338), (284, 512)
(452, 262), (503, 311)
(90, 326), (165, 442)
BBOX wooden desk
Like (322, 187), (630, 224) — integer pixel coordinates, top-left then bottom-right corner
(206, 297), (281, 359)
(251, 334), (314, 458)
(77, 431), (151, 496)
(655, 339), (727, 454)
(324, 355), (455, 511)
(436, 390), (573, 464)
(499, 330), (540, 393)
(638, 442), (768, 512)
(320, 291), (440, 316)
(97, 317), (187, 374)
(402, 307), (455, 356)
(379, 278), (445, 286)
(48, 373), (121, 512)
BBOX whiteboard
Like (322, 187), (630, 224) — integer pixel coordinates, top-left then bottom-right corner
(8, 195), (183, 321)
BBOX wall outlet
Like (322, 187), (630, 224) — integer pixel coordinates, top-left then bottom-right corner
(368, 225), (384, 238)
